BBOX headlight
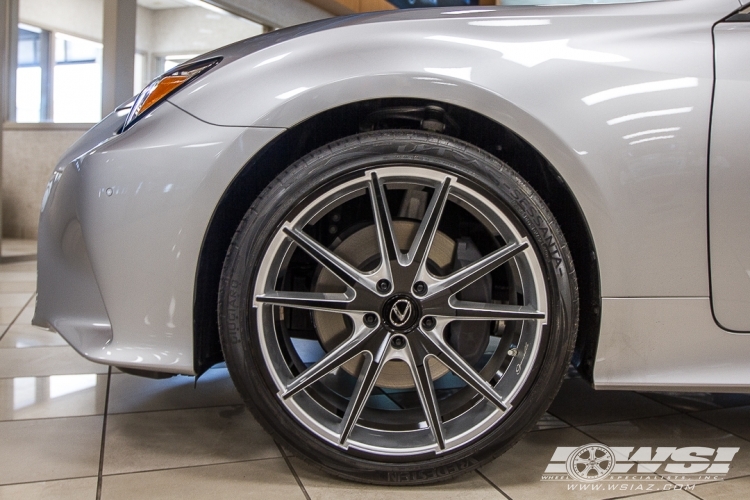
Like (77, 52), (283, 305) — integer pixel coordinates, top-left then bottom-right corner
(122, 58), (221, 131)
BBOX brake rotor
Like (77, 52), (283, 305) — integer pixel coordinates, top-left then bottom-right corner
(313, 220), (455, 389)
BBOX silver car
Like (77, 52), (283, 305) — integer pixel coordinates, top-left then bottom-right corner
(33, 0), (750, 485)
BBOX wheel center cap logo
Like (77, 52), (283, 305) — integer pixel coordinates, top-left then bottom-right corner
(389, 299), (413, 328)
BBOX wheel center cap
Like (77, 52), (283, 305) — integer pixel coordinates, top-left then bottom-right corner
(383, 295), (420, 332)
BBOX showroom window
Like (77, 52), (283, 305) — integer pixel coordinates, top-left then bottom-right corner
(162, 54), (199, 74)
(12, 0), (263, 123)
(53, 33), (103, 123)
(15, 24), (103, 123)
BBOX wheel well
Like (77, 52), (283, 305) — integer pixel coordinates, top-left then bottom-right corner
(193, 98), (601, 381)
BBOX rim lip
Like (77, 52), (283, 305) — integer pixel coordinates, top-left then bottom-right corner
(252, 165), (548, 457)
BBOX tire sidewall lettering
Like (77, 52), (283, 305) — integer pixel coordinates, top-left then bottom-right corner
(217, 131), (579, 485)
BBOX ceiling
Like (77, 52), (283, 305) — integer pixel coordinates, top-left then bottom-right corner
(137, 0), (196, 10)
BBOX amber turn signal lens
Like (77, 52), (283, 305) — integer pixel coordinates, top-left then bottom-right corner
(123, 58), (220, 131)
(137, 75), (189, 117)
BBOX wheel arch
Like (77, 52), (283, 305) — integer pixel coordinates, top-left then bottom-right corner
(193, 98), (601, 381)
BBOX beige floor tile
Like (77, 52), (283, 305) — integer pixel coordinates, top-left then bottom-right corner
(692, 474), (750, 499)
(101, 459), (304, 500)
(13, 301), (36, 325)
(0, 477), (97, 500)
(0, 346), (109, 378)
(0, 281), (37, 293)
(291, 457), (501, 499)
(629, 490), (703, 499)
(0, 292), (34, 308)
(0, 323), (68, 348)
(102, 405), (280, 475)
(107, 369), (242, 414)
(0, 295), (34, 326)
(0, 373), (107, 421)
(692, 405), (750, 441)
(1, 239), (37, 257)
(0, 306), (26, 324)
(0, 271), (37, 284)
(480, 427), (670, 500)
(0, 415), (103, 485)
(548, 378), (676, 426)
(643, 392), (750, 413)
(581, 414), (750, 482)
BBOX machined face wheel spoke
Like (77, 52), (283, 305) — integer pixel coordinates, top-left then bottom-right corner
(368, 173), (399, 280)
(256, 290), (355, 313)
(339, 342), (391, 445)
(448, 300), (546, 321)
(429, 240), (529, 297)
(405, 343), (446, 450)
(282, 325), (387, 399)
(408, 176), (452, 269)
(418, 328), (508, 411)
(282, 226), (377, 293)
(251, 164), (550, 457)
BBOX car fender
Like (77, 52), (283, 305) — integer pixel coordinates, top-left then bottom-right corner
(172, 0), (733, 297)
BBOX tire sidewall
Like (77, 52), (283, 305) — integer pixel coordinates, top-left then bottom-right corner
(218, 131), (578, 485)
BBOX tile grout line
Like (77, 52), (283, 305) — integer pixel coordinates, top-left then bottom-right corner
(637, 392), (750, 447)
(0, 292), (36, 342)
(0, 474), (99, 488)
(95, 367), (112, 500)
(0, 400), (243, 422)
(549, 411), (674, 428)
(100, 456), (287, 479)
(276, 442), (311, 500)
(475, 469), (513, 499)
(686, 488), (705, 500)
(545, 410), (605, 444)
(637, 392), (724, 419)
(0, 402), (246, 423)
(678, 472), (750, 500)
(104, 403), (244, 418)
(701, 471), (750, 483)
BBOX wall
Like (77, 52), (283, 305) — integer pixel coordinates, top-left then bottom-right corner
(209, 0), (329, 28)
(136, 4), (153, 52)
(148, 6), (262, 55)
(2, 124), (87, 239)
(19, 0), (102, 41)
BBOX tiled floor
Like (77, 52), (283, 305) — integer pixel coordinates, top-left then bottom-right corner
(2, 240), (750, 499)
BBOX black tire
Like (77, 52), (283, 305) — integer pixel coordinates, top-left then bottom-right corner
(218, 131), (578, 485)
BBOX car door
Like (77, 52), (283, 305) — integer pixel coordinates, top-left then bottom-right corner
(709, 5), (750, 331)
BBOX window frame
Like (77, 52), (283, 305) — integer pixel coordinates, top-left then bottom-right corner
(14, 22), (104, 124)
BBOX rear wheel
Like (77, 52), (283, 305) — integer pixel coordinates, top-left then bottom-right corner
(218, 131), (578, 484)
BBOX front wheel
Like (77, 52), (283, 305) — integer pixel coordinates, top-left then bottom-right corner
(218, 131), (578, 484)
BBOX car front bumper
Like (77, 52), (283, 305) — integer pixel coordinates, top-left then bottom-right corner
(34, 102), (282, 375)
